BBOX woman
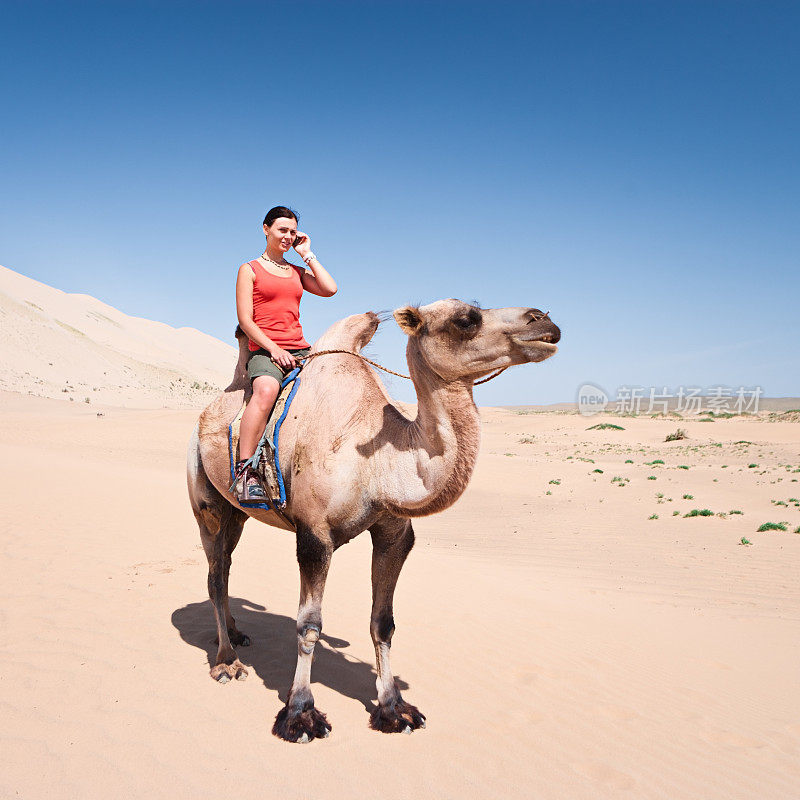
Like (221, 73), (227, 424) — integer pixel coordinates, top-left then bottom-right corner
(234, 206), (337, 502)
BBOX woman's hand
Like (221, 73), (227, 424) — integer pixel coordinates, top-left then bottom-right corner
(268, 345), (298, 370)
(293, 231), (311, 259)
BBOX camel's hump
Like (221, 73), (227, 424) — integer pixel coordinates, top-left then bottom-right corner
(313, 311), (380, 353)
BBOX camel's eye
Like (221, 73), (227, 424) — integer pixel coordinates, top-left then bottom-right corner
(452, 309), (482, 334)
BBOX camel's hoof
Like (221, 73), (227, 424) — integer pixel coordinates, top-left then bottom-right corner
(210, 660), (248, 683)
(369, 699), (426, 734)
(272, 705), (332, 743)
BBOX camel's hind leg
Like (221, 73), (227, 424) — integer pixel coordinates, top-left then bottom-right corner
(368, 517), (426, 733)
(197, 502), (249, 683)
(272, 524), (333, 743)
(187, 426), (249, 683)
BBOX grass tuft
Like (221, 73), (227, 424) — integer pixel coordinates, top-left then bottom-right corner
(665, 428), (688, 442)
(756, 522), (787, 532)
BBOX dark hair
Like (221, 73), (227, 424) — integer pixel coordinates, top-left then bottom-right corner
(263, 206), (298, 227)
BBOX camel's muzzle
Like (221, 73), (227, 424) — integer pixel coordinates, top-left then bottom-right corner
(509, 311), (561, 362)
(520, 329), (560, 345)
(517, 312), (561, 345)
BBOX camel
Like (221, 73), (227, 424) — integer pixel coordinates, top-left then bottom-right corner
(186, 298), (560, 742)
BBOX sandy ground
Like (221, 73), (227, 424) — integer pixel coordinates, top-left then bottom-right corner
(2, 390), (799, 800)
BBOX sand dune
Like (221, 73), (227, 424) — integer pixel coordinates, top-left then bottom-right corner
(0, 264), (235, 408)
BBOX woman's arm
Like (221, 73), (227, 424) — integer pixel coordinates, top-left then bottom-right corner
(294, 233), (337, 297)
(299, 256), (337, 297)
(235, 263), (297, 368)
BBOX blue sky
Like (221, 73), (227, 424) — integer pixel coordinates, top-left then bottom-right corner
(2, 0), (798, 405)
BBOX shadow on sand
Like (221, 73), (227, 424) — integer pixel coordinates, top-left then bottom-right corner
(171, 596), (409, 711)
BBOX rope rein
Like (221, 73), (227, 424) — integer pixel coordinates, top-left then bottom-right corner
(298, 349), (508, 385)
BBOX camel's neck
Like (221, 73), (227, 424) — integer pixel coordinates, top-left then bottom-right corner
(381, 341), (481, 517)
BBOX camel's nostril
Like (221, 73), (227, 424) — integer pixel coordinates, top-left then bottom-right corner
(526, 308), (551, 324)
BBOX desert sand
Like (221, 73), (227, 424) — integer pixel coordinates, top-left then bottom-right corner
(2, 266), (800, 799)
(0, 265), (233, 407)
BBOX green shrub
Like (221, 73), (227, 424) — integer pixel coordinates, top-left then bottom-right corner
(756, 522), (787, 532)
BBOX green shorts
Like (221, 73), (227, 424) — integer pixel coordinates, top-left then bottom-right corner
(246, 347), (311, 385)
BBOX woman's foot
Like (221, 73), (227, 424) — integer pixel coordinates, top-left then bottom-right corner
(234, 460), (267, 502)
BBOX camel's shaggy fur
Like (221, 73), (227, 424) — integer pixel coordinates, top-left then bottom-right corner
(186, 299), (560, 741)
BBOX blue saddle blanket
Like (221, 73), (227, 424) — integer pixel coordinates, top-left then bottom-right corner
(228, 367), (302, 512)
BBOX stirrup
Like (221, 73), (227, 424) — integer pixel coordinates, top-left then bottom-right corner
(233, 461), (267, 502)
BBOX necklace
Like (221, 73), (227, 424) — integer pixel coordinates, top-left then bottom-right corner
(260, 253), (291, 271)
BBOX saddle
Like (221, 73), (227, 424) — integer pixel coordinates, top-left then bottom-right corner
(228, 366), (302, 524)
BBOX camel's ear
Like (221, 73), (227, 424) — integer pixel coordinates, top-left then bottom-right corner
(394, 306), (424, 336)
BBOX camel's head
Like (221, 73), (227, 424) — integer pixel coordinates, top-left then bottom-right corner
(394, 299), (560, 382)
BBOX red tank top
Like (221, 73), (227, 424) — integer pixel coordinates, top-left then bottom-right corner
(247, 260), (310, 351)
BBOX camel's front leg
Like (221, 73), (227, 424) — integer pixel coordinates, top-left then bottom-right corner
(272, 526), (333, 743)
(368, 518), (426, 733)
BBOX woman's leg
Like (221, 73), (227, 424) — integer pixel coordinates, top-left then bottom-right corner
(239, 375), (281, 459)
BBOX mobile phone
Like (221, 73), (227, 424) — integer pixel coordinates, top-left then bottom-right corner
(293, 234), (305, 247)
